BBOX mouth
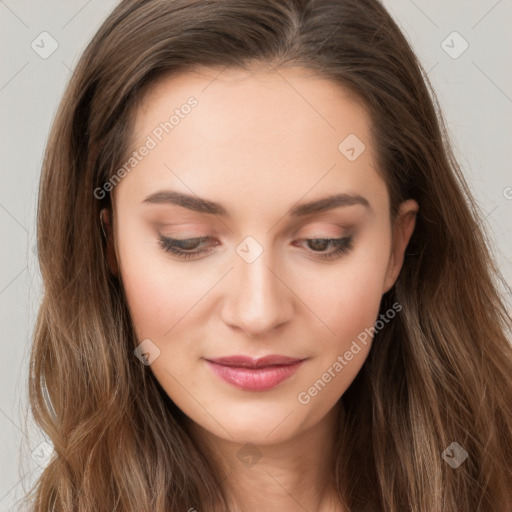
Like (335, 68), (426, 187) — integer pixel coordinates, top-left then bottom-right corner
(204, 354), (306, 391)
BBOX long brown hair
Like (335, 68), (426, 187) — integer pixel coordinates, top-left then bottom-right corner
(22, 0), (512, 510)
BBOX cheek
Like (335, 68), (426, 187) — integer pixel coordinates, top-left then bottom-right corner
(300, 270), (383, 397)
(292, 237), (391, 412)
(115, 219), (205, 341)
(303, 233), (391, 352)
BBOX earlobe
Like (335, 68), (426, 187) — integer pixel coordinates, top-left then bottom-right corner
(383, 199), (419, 294)
(100, 208), (119, 276)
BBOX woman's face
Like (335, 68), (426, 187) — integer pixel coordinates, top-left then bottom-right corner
(106, 65), (417, 445)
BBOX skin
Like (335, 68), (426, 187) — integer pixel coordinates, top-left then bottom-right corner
(101, 64), (418, 511)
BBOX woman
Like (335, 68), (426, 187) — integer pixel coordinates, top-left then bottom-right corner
(24, 0), (512, 510)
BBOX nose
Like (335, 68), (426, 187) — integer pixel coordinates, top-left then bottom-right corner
(220, 245), (294, 337)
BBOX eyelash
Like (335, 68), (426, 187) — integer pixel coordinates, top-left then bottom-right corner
(157, 235), (353, 261)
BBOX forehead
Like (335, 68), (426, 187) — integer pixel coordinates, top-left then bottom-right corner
(134, 64), (372, 150)
(113, 65), (387, 217)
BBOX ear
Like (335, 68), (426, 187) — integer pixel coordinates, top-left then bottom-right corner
(382, 199), (418, 294)
(100, 207), (119, 276)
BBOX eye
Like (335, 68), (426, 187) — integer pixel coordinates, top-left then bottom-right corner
(158, 236), (216, 260)
(157, 235), (354, 261)
(295, 236), (353, 261)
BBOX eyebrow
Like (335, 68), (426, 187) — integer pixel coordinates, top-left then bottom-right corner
(142, 190), (371, 216)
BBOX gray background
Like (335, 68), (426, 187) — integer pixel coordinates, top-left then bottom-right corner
(1, 1), (511, 510)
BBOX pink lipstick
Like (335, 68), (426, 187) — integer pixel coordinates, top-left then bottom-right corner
(205, 355), (306, 391)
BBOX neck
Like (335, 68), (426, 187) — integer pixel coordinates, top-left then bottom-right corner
(187, 401), (347, 512)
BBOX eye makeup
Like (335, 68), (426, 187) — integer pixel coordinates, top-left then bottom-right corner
(157, 234), (354, 261)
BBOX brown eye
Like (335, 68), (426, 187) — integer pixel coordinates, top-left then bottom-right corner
(299, 236), (353, 261)
(307, 239), (330, 251)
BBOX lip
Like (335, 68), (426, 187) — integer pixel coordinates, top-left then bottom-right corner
(205, 355), (306, 391)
